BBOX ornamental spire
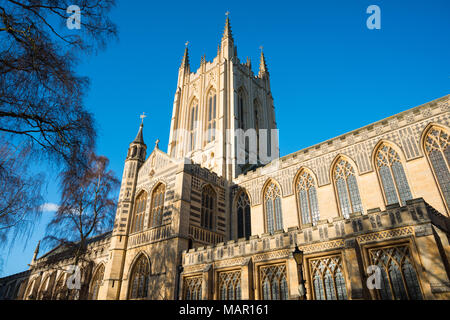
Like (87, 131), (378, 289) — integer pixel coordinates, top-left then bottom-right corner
(180, 41), (190, 70)
(258, 46), (269, 78)
(132, 113), (146, 145)
(222, 12), (233, 42)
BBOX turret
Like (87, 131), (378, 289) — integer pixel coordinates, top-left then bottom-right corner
(101, 116), (147, 299)
(127, 121), (147, 163)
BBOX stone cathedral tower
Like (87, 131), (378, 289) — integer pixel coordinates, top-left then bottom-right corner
(167, 16), (279, 181)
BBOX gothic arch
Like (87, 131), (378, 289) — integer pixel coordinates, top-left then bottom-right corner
(261, 178), (283, 202)
(131, 190), (148, 233)
(262, 178), (284, 233)
(126, 251), (152, 280)
(204, 87), (218, 145)
(371, 139), (409, 170)
(24, 275), (40, 300)
(148, 182), (167, 228)
(372, 140), (414, 206)
(89, 263), (106, 300)
(292, 166), (319, 194)
(330, 153), (361, 177)
(330, 155), (365, 218)
(253, 97), (265, 127)
(187, 97), (199, 152)
(200, 184), (217, 230)
(293, 167), (321, 227)
(127, 252), (151, 299)
(420, 123), (450, 214)
(234, 189), (252, 239)
(52, 272), (67, 300)
(234, 186), (253, 207)
(419, 122), (450, 150)
(236, 87), (249, 129)
(37, 273), (54, 300)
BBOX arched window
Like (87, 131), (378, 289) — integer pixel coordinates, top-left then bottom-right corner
(201, 185), (216, 230)
(368, 244), (423, 300)
(333, 158), (363, 218)
(52, 274), (66, 300)
(218, 271), (241, 300)
(260, 264), (288, 300)
(206, 90), (217, 143)
(237, 91), (245, 130)
(184, 276), (202, 300)
(149, 184), (165, 228)
(236, 191), (251, 239)
(89, 264), (105, 300)
(254, 99), (260, 161)
(375, 144), (413, 206)
(37, 275), (50, 300)
(131, 192), (147, 233)
(129, 255), (150, 299)
(264, 182), (283, 234)
(25, 278), (38, 300)
(309, 255), (348, 300)
(424, 126), (450, 211)
(295, 170), (320, 226)
(189, 101), (198, 152)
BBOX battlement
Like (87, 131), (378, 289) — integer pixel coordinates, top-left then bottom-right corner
(182, 198), (443, 267)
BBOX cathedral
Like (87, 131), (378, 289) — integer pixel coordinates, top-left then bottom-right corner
(1, 17), (450, 301)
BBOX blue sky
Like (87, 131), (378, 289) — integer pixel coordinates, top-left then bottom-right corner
(1, 0), (449, 276)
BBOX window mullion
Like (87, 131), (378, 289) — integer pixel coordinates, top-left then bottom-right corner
(389, 164), (402, 206)
(344, 176), (354, 214)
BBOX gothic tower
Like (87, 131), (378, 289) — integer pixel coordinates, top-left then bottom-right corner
(167, 16), (279, 181)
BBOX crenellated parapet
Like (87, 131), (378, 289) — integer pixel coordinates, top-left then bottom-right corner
(182, 198), (438, 267)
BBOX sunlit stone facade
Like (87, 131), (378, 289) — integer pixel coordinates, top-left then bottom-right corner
(1, 18), (449, 301)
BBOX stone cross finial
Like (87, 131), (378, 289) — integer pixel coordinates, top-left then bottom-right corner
(155, 139), (160, 149)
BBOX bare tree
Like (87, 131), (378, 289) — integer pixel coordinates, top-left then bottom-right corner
(0, 140), (44, 255)
(0, 0), (117, 166)
(0, 1), (117, 255)
(43, 153), (119, 299)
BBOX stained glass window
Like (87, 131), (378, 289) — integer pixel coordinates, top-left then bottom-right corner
(309, 255), (348, 300)
(295, 170), (320, 225)
(132, 192), (147, 233)
(260, 264), (288, 300)
(236, 191), (251, 239)
(129, 255), (150, 299)
(368, 244), (423, 300)
(184, 276), (203, 300)
(264, 182), (283, 234)
(333, 159), (363, 218)
(218, 271), (241, 300)
(375, 144), (412, 206)
(201, 185), (216, 230)
(424, 127), (450, 210)
(149, 184), (165, 228)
